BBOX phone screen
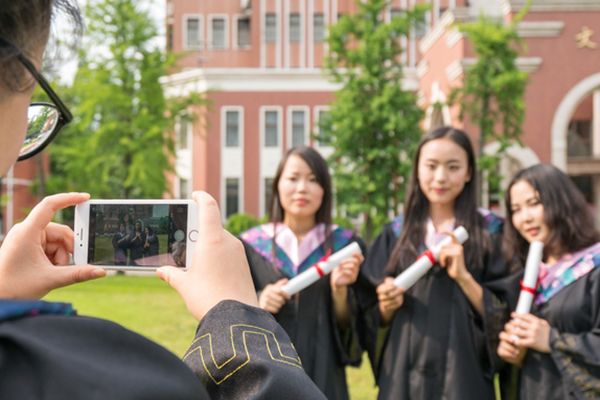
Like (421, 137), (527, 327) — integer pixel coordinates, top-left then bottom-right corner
(87, 203), (189, 268)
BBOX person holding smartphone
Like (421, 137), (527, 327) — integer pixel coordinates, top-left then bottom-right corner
(240, 146), (365, 399)
(0, 2), (326, 399)
(358, 127), (520, 399)
(497, 164), (600, 399)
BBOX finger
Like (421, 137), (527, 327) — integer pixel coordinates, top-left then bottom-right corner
(440, 230), (459, 245)
(49, 264), (106, 289)
(25, 193), (91, 233)
(45, 223), (76, 253)
(157, 266), (186, 291)
(192, 191), (223, 237)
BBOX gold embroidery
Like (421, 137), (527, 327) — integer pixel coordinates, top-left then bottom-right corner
(183, 324), (303, 385)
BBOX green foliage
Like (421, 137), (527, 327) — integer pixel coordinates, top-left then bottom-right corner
(332, 216), (355, 231)
(321, 0), (427, 242)
(45, 0), (208, 199)
(225, 213), (260, 237)
(449, 2), (531, 200)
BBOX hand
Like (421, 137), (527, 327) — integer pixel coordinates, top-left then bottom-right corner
(0, 193), (106, 300)
(506, 312), (552, 353)
(438, 232), (470, 282)
(258, 278), (291, 314)
(330, 252), (363, 291)
(498, 330), (528, 367)
(157, 191), (259, 322)
(377, 277), (406, 326)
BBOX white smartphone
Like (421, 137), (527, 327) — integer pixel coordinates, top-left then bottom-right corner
(74, 199), (198, 270)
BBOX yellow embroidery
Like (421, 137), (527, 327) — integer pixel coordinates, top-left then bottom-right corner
(183, 324), (303, 385)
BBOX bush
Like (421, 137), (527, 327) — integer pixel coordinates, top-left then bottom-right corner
(333, 216), (355, 231)
(225, 213), (260, 237)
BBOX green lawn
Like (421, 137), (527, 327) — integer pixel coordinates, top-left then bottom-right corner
(43, 275), (378, 399)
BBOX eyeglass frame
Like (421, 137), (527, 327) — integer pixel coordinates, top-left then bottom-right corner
(0, 35), (73, 161)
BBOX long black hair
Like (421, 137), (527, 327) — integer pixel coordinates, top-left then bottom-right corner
(385, 126), (491, 276)
(504, 163), (600, 267)
(268, 146), (334, 255)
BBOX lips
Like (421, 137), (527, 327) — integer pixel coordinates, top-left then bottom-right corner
(433, 188), (448, 194)
(295, 198), (308, 206)
(526, 227), (540, 236)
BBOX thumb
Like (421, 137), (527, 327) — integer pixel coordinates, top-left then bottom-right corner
(157, 266), (186, 291)
(51, 265), (106, 290)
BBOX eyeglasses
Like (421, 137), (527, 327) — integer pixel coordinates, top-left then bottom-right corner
(17, 52), (73, 161)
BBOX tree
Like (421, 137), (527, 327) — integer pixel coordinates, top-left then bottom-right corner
(320, 0), (427, 242)
(46, 0), (202, 199)
(449, 3), (531, 204)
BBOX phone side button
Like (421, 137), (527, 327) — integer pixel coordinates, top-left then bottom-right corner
(189, 230), (198, 242)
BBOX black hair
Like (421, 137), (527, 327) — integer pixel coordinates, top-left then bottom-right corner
(504, 163), (600, 266)
(385, 126), (491, 276)
(268, 146), (334, 254)
(0, 0), (82, 94)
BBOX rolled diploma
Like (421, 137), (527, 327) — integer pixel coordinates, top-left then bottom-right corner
(281, 242), (362, 296)
(515, 241), (544, 314)
(393, 226), (469, 289)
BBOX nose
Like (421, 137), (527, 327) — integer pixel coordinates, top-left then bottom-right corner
(433, 166), (447, 182)
(296, 178), (308, 192)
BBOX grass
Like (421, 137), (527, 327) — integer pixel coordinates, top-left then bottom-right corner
(43, 275), (378, 398)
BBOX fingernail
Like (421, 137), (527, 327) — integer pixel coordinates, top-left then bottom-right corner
(91, 268), (106, 278)
(156, 268), (165, 279)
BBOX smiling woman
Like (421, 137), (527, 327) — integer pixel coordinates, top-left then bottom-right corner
(498, 163), (600, 399)
(357, 126), (521, 400)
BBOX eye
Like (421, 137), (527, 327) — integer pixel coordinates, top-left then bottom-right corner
(449, 165), (459, 171)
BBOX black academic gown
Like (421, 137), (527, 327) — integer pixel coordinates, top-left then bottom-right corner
(0, 300), (327, 400)
(242, 234), (366, 400)
(514, 266), (600, 399)
(359, 218), (520, 400)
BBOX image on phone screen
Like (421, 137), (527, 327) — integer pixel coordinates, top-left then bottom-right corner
(87, 203), (188, 268)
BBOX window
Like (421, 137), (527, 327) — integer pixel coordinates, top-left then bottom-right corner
(289, 14), (301, 43)
(185, 17), (202, 49)
(237, 17), (251, 47)
(415, 13), (427, 38)
(179, 178), (189, 200)
(317, 110), (331, 146)
(264, 111), (278, 147)
(313, 13), (324, 43)
(390, 8), (404, 20)
(212, 17), (226, 48)
(568, 120), (592, 157)
(177, 116), (189, 150)
(264, 178), (274, 215)
(291, 111), (305, 147)
(225, 111), (240, 147)
(167, 24), (174, 51)
(226, 178), (239, 218)
(265, 14), (277, 43)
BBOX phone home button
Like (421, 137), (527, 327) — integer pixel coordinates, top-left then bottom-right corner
(189, 230), (198, 242)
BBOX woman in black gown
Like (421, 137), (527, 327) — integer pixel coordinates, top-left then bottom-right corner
(498, 164), (600, 399)
(359, 126), (520, 399)
(240, 146), (365, 399)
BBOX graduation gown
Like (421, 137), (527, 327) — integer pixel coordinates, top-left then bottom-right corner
(240, 223), (366, 400)
(359, 213), (520, 400)
(0, 299), (327, 400)
(513, 245), (600, 400)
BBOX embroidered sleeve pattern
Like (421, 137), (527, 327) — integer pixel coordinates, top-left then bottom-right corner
(551, 329), (600, 399)
(183, 323), (303, 386)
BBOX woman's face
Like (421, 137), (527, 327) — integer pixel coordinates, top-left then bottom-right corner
(509, 180), (550, 244)
(417, 137), (471, 209)
(277, 154), (324, 222)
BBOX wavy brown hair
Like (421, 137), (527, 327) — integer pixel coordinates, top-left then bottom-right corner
(503, 163), (600, 267)
(385, 126), (492, 276)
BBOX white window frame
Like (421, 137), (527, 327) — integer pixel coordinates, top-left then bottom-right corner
(287, 106), (310, 148)
(233, 14), (252, 50)
(220, 106), (244, 220)
(208, 14), (229, 50)
(182, 14), (203, 50)
(259, 106), (283, 218)
(313, 105), (332, 149)
(221, 107), (243, 148)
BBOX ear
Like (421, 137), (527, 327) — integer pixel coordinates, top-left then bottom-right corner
(465, 167), (473, 183)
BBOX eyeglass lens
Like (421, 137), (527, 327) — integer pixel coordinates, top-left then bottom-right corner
(22, 104), (60, 158)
